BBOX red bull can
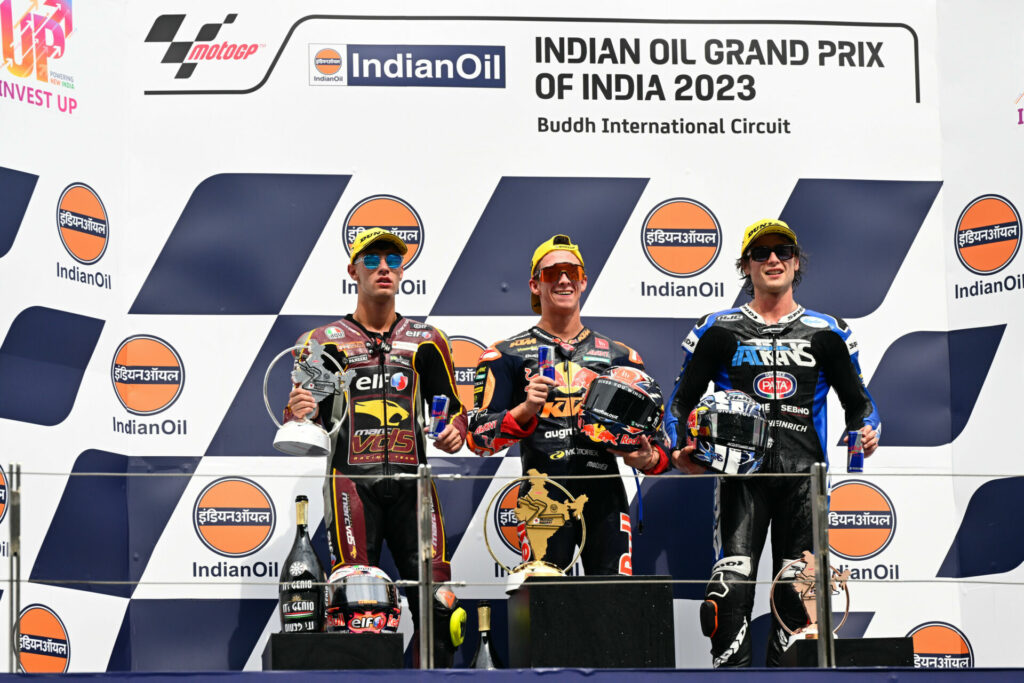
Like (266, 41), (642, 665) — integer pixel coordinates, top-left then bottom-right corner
(847, 430), (864, 473)
(538, 345), (556, 380)
(428, 395), (450, 439)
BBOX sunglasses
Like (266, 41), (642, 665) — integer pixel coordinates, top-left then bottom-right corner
(535, 263), (585, 283)
(745, 244), (797, 262)
(357, 252), (404, 270)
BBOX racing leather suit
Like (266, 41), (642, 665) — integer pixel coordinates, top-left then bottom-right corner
(665, 304), (880, 667)
(468, 326), (669, 575)
(283, 314), (467, 661)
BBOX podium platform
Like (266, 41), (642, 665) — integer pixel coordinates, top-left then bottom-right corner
(778, 637), (915, 667)
(261, 632), (403, 670)
(507, 574), (674, 668)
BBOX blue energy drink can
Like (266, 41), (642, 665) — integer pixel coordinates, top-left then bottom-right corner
(847, 430), (865, 473)
(538, 346), (556, 380)
(428, 395), (450, 439)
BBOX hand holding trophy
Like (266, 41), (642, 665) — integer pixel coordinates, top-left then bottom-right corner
(263, 339), (348, 456)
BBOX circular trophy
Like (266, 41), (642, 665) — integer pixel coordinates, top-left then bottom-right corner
(769, 550), (851, 650)
(483, 468), (587, 593)
(263, 340), (348, 456)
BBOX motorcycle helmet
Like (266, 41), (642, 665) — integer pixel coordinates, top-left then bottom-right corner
(579, 366), (664, 452)
(687, 390), (770, 474)
(325, 565), (401, 633)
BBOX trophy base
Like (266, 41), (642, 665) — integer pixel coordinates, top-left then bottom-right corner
(273, 420), (331, 456)
(778, 637), (915, 667)
(784, 625), (819, 650)
(505, 561), (565, 594)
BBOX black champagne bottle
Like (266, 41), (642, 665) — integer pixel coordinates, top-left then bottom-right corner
(279, 495), (326, 633)
(469, 601), (504, 669)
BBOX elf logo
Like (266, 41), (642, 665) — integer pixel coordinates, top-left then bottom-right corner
(1, 0), (73, 83)
(641, 198), (721, 277)
(343, 195), (423, 269)
(17, 604), (69, 673)
(111, 335), (184, 416)
(954, 194), (1021, 275)
(906, 622), (973, 668)
(57, 183), (108, 265)
(828, 480), (896, 560)
(193, 477), (275, 558)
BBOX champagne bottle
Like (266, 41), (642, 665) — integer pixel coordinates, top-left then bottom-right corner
(468, 601), (503, 669)
(279, 495), (326, 633)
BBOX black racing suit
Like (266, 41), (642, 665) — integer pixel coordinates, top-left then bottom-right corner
(283, 314), (467, 661)
(665, 304), (880, 667)
(468, 326), (669, 575)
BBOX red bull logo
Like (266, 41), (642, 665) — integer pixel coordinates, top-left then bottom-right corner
(17, 604), (69, 673)
(828, 480), (896, 560)
(641, 198), (721, 277)
(57, 183), (108, 265)
(193, 477), (276, 557)
(906, 622), (973, 668)
(343, 195), (423, 269)
(1, 0), (72, 83)
(581, 421), (619, 445)
(450, 335), (485, 411)
(955, 194), (1021, 275)
(111, 335), (185, 416)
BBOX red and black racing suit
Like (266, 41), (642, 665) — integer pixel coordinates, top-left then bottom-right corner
(468, 326), (669, 575)
(665, 304), (880, 667)
(283, 314), (466, 656)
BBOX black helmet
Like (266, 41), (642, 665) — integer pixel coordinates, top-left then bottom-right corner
(687, 390), (770, 474)
(579, 366), (664, 452)
(325, 565), (401, 633)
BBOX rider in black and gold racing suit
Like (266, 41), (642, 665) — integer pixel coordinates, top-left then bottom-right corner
(468, 235), (670, 576)
(285, 228), (467, 664)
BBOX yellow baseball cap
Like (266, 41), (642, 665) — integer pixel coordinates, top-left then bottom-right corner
(530, 234), (585, 314)
(349, 227), (408, 264)
(740, 219), (798, 257)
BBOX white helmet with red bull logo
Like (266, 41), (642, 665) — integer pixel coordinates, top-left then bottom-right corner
(579, 366), (665, 452)
(687, 390), (770, 474)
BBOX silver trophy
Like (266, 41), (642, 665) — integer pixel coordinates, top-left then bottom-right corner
(263, 340), (348, 456)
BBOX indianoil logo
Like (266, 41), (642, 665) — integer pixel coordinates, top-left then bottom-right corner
(111, 335), (185, 416)
(828, 480), (896, 561)
(906, 622), (973, 668)
(0, 463), (8, 525)
(450, 336), (485, 411)
(56, 183), (108, 265)
(343, 195), (423, 269)
(193, 477), (276, 558)
(314, 47), (341, 74)
(954, 195), (1021, 275)
(17, 604), (70, 673)
(640, 198), (721, 277)
(492, 480), (524, 554)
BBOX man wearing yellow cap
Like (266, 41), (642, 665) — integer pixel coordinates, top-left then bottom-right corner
(284, 227), (467, 665)
(662, 219), (881, 667)
(468, 235), (670, 576)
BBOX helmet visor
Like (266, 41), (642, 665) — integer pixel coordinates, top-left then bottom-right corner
(585, 378), (661, 431)
(703, 411), (769, 452)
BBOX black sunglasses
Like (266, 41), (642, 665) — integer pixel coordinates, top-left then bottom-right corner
(745, 244), (797, 262)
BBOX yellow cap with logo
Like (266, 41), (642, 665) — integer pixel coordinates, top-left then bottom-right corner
(349, 227), (408, 264)
(530, 234), (585, 314)
(740, 219), (798, 257)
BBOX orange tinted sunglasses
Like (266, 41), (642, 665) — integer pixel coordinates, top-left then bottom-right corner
(535, 263), (585, 283)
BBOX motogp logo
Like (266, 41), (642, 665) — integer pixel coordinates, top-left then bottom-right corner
(753, 371), (796, 399)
